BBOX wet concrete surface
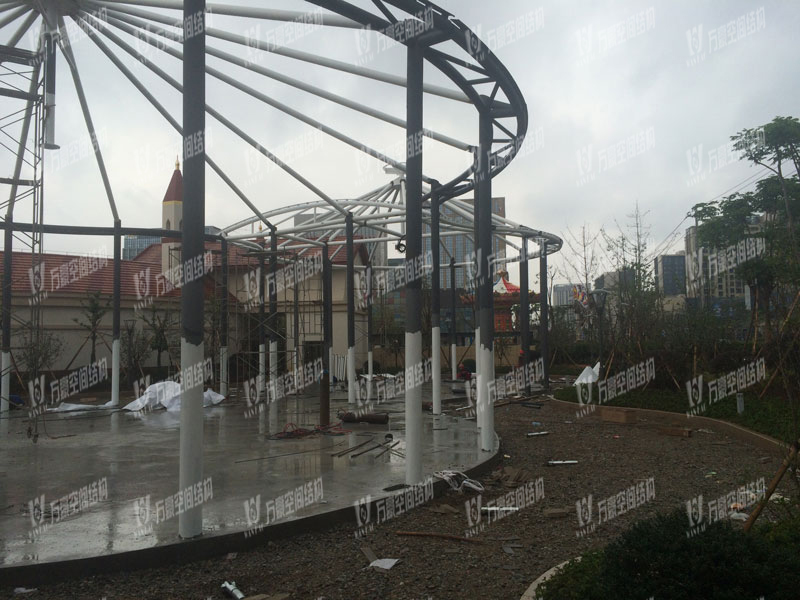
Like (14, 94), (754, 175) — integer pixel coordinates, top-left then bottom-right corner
(0, 382), (495, 567)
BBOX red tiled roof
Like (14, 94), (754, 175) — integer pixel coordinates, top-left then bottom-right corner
(0, 250), (161, 298)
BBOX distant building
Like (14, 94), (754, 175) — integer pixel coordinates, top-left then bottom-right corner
(684, 225), (747, 307)
(424, 197), (507, 289)
(553, 283), (582, 307)
(654, 253), (686, 296)
(123, 235), (160, 260)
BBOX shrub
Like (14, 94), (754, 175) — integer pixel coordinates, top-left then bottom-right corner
(536, 509), (800, 600)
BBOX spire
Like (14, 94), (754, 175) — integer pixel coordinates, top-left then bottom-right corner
(162, 162), (184, 203)
(175, 155), (180, 171)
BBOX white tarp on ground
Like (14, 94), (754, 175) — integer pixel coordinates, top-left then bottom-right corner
(122, 381), (224, 412)
(48, 399), (117, 412)
(574, 363), (600, 386)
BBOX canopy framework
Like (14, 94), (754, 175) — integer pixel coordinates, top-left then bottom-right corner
(0, 0), (561, 538)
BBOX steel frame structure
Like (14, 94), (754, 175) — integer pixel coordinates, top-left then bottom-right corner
(0, 0), (562, 539)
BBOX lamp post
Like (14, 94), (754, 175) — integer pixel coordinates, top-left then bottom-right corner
(589, 289), (609, 374)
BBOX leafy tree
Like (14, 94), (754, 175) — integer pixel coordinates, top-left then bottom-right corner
(142, 305), (172, 375)
(72, 290), (109, 364)
(18, 324), (63, 377)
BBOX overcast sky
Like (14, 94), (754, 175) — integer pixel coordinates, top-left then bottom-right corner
(1, 0), (798, 285)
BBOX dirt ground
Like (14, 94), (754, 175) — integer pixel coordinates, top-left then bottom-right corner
(2, 393), (790, 600)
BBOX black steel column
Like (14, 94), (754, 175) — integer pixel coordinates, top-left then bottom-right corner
(269, 230), (278, 383)
(366, 260), (373, 397)
(320, 244), (331, 426)
(220, 236), (228, 395)
(345, 212), (355, 405)
(258, 252), (266, 393)
(111, 219), (121, 406)
(431, 185), (441, 414)
(520, 237), (530, 394)
(450, 256), (457, 380)
(539, 242), (549, 391)
(293, 257), (300, 393)
(405, 39), (424, 483)
(477, 110), (494, 452)
(179, 0), (205, 539)
(1, 212), (13, 428)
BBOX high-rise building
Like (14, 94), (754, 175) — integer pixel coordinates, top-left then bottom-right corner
(293, 213), (387, 267)
(553, 283), (583, 307)
(654, 253), (686, 296)
(424, 196), (507, 289)
(685, 225), (747, 307)
(123, 234), (160, 260)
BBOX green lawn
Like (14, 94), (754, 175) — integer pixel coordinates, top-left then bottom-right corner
(553, 384), (799, 444)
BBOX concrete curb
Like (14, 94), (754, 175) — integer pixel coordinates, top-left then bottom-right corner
(544, 395), (787, 457)
(520, 556), (581, 600)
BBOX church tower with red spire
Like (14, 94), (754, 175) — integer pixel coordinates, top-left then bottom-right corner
(161, 157), (183, 276)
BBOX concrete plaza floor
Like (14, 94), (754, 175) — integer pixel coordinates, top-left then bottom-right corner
(0, 382), (495, 569)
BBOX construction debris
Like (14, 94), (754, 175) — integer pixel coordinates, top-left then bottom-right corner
(544, 507), (572, 518)
(658, 426), (692, 437)
(395, 531), (483, 543)
(433, 470), (485, 493)
(600, 407), (636, 424)
(339, 412), (389, 425)
(369, 558), (400, 571)
(425, 504), (460, 515)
